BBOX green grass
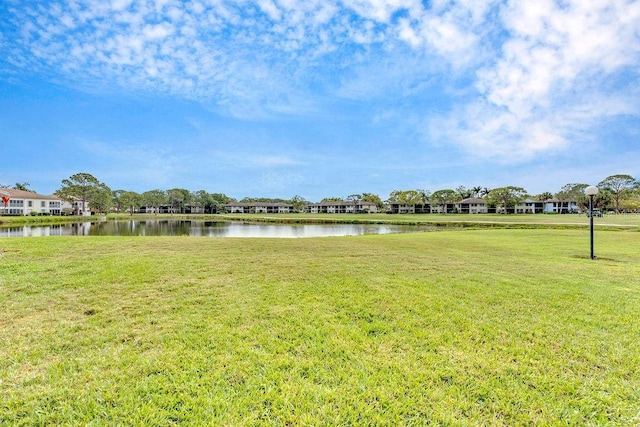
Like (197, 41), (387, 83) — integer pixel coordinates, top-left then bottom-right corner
(1, 229), (639, 425)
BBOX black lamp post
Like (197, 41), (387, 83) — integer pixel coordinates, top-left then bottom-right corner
(585, 186), (599, 259)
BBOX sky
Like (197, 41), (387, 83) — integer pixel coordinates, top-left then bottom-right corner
(1, 0), (639, 202)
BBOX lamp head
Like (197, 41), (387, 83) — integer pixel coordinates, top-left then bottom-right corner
(585, 186), (599, 196)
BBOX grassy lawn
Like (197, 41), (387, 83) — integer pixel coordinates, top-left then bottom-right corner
(1, 229), (639, 425)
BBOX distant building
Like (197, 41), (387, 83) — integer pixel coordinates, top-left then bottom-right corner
(225, 202), (295, 214)
(62, 197), (92, 216)
(512, 198), (579, 214)
(306, 201), (379, 214)
(385, 203), (431, 214)
(455, 198), (487, 214)
(0, 188), (63, 216)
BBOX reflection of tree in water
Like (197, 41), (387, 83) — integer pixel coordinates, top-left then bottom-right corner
(90, 220), (195, 236)
(2, 221), (431, 237)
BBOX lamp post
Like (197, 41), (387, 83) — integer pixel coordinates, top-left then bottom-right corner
(585, 186), (599, 260)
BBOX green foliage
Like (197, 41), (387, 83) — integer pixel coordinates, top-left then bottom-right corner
(361, 192), (384, 209)
(555, 183), (588, 200)
(536, 191), (553, 201)
(576, 190), (612, 211)
(430, 189), (457, 213)
(1, 230), (639, 424)
(240, 197), (290, 203)
(598, 174), (637, 213)
(486, 186), (527, 213)
(56, 172), (112, 214)
(12, 182), (34, 192)
(194, 191), (234, 212)
(141, 189), (168, 212)
(167, 188), (192, 213)
(387, 189), (429, 205)
(455, 185), (472, 199)
(113, 190), (142, 215)
(289, 195), (308, 212)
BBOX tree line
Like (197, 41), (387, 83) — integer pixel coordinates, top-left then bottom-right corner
(3, 173), (639, 214)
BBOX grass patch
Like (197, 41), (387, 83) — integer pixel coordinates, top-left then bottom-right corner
(1, 229), (639, 425)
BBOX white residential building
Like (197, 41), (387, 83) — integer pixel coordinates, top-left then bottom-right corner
(0, 188), (63, 216)
(455, 198), (488, 214)
(225, 202), (295, 214)
(306, 201), (379, 214)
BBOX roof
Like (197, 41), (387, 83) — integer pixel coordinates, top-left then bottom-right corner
(0, 187), (61, 200)
(308, 201), (377, 207)
(225, 202), (294, 207)
(457, 197), (486, 204)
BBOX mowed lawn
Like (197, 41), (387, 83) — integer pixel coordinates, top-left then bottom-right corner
(1, 229), (639, 425)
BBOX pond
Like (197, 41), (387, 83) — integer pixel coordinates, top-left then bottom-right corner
(0, 220), (434, 238)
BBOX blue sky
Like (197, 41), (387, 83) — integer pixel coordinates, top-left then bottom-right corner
(1, 0), (639, 201)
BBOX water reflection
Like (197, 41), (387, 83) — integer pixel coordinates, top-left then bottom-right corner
(0, 220), (432, 238)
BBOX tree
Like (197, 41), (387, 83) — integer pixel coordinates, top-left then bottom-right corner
(486, 186), (527, 214)
(194, 190), (232, 213)
(576, 190), (612, 212)
(142, 189), (167, 215)
(555, 183), (588, 200)
(289, 195), (308, 212)
(113, 190), (141, 215)
(90, 184), (114, 213)
(13, 182), (34, 192)
(167, 188), (192, 214)
(455, 185), (472, 199)
(387, 189), (429, 205)
(210, 193), (234, 212)
(57, 172), (111, 215)
(470, 186), (485, 198)
(347, 194), (362, 213)
(620, 192), (640, 212)
(430, 189), (457, 214)
(597, 174), (637, 213)
(536, 192), (553, 201)
(361, 193), (384, 210)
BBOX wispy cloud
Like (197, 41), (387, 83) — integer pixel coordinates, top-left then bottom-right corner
(436, 0), (640, 160)
(2, 0), (639, 165)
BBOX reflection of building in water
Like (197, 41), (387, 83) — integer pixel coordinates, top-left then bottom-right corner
(1, 221), (430, 238)
(69, 222), (92, 236)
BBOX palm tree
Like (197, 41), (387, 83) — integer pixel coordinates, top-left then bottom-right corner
(13, 182), (33, 192)
(537, 192), (553, 201)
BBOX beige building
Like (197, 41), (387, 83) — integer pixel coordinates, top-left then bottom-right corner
(0, 188), (64, 216)
(0, 188), (93, 216)
(455, 198), (487, 214)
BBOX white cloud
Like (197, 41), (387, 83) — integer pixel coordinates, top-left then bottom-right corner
(258, 0), (282, 21)
(3, 0), (639, 164)
(436, 0), (640, 161)
(142, 23), (174, 40)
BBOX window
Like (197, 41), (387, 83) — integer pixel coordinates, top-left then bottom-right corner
(41, 201), (46, 207)
(28, 201), (33, 207)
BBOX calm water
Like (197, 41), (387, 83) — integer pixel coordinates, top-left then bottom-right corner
(0, 220), (433, 238)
